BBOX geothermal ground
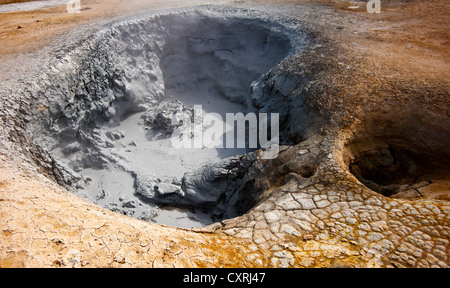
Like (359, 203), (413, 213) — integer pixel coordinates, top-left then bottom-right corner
(0, 0), (449, 268)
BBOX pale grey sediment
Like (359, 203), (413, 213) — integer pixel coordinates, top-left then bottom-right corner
(0, 0), (68, 13)
(0, 3), (448, 268)
(15, 7), (310, 227)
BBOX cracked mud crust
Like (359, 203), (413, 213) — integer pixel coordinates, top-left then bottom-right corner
(0, 0), (449, 267)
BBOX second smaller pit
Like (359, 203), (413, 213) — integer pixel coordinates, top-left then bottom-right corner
(345, 115), (450, 201)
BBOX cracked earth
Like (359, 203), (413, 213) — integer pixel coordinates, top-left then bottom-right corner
(0, 0), (449, 268)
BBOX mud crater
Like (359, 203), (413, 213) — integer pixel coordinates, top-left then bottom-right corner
(28, 8), (309, 228)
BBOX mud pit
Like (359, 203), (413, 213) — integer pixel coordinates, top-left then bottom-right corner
(27, 8), (308, 228)
(1, 1), (449, 268)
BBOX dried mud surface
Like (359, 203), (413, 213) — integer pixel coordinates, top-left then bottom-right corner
(0, 0), (449, 267)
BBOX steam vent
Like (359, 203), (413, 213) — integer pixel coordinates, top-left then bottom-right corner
(0, 0), (449, 269)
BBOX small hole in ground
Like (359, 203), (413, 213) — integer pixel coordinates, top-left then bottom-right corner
(346, 137), (450, 200)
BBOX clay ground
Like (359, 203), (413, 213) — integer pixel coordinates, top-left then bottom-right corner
(0, 0), (448, 268)
(1, 0), (448, 76)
